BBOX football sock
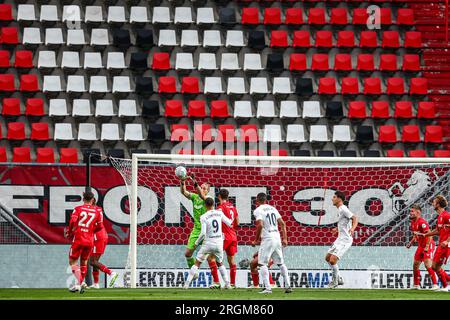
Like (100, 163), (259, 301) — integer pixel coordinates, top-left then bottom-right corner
(413, 269), (421, 286)
(329, 263), (339, 281)
(268, 271), (274, 285)
(99, 263), (112, 275)
(186, 256), (195, 268)
(229, 264), (237, 285)
(251, 271), (259, 287)
(71, 265), (81, 284)
(218, 265), (229, 285)
(280, 264), (290, 288)
(438, 269), (448, 288)
(185, 265), (198, 287)
(427, 267), (438, 285)
(92, 270), (100, 284)
(260, 265), (271, 290)
(208, 260), (219, 283)
(80, 265), (87, 283)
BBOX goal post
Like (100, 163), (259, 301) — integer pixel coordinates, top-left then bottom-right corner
(110, 154), (450, 289)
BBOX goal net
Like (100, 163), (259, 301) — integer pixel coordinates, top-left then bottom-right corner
(110, 154), (450, 289)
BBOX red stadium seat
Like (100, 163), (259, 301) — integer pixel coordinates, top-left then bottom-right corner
(242, 7), (260, 25)
(0, 147), (6, 162)
(14, 51), (33, 68)
(194, 124), (213, 142)
(25, 98), (44, 116)
(378, 125), (397, 143)
(402, 54), (420, 71)
(379, 54), (397, 71)
(409, 150), (427, 158)
(264, 8), (281, 25)
(216, 124), (236, 142)
(382, 31), (400, 48)
(187, 100), (206, 118)
(402, 125), (421, 143)
(387, 77), (405, 94)
(337, 30), (355, 48)
(164, 100), (184, 118)
(352, 8), (368, 25)
(0, 50), (10, 68)
(36, 148), (55, 163)
(13, 147), (31, 163)
(158, 76), (177, 93)
(289, 53), (307, 71)
(239, 124), (259, 142)
(0, 74), (15, 91)
(386, 149), (404, 157)
(2, 97), (21, 116)
(293, 30), (311, 48)
(417, 101), (436, 119)
(330, 8), (348, 25)
(181, 77), (200, 94)
(311, 54), (329, 71)
(20, 74), (39, 92)
(348, 101), (367, 119)
(7, 122), (25, 140)
(271, 149), (288, 156)
(404, 31), (422, 48)
(357, 54), (375, 71)
(409, 78), (428, 95)
(60, 148), (79, 163)
(210, 100), (229, 118)
(0, 4), (13, 21)
(360, 31), (378, 48)
(152, 52), (170, 70)
(397, 8), (415, 25)
(394, 101), (413, 119)
(341, 77), (359, 95)
(318, 77), (336, 94)
(1, 27), (19, 44)
(363, 78), (382, 95)
(371, 101), (390, 119)
(433, 150), (450, 158)
(309, 8), (326, 25)
(315, 30), (333, 48)
(380, 8), (392, 25)
(424, 125), (443, 144)
(334, 54), (352, 71)
(285, 8), (303, 25)
(171, 124), (190, 142)
(270, 30), (288, 48)
(31, 122), (49, 141)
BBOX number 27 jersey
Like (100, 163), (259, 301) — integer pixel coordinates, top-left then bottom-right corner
(253, 204), (282, 241)
(69, 204), (102, 246)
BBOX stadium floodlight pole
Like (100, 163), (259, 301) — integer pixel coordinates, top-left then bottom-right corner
(130, 154), (139, 288)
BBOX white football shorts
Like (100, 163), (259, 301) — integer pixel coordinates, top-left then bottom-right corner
(258, 238), (284, 266)
(196, 242), (224, 264)
(327, 238), (352, 260)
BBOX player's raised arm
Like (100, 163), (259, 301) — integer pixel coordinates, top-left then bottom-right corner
(180, 179), (191, 200)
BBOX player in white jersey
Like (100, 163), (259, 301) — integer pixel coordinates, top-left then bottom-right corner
(184, 197), (233, 289)
(252, 192), (292, 294)
(325, 191), (358, 289)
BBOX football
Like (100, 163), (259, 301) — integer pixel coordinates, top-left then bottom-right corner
(175, 166), (188, 180)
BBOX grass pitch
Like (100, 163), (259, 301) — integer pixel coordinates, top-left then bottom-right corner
(1, 288), (450, 300)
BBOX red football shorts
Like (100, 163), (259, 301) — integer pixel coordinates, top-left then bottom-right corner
(433, 245), (450, 265)
(414, 242), (435, 261)
(92, 238), (108, 256)
(69, 243), (93, 261)
(223, 239), (237, 256)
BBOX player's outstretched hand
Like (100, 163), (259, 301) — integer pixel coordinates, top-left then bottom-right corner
(252, 240), (260, 247)
(189, 173), (195, 180)
(282, 239), (288, 247)
(405, 242), (411, 249)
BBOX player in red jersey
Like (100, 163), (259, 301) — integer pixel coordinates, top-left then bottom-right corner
(249, 253), (276, 288)
(406, 204), (438, 290)
(65, 191), (102, 293)
(421, 195), (450, 292)
(88, 198), (118, 289)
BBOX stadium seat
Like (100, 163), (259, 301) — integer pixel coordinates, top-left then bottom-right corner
(285, 8), (303, 25)
(310, 125), (330, 144)
(2, 98), (21, 116)
(318, 77), (336, 94)
(250, 78), (269, 95)
(135, 77), (154, 96)
(152, 7), (171, 24)
(216, 124), (236, 142)
(331, 8), (348, 25)
(158, 29), (177, 47)
(95, 100), (116, 118)
(280, 101), (299, 119)
(273, 77), (292, 95)
(340, 150), (357, 157)
(101, 123), (120, 142)
(204, 77), (224, 94)
(36, 148), (55, 163)
(394, 101), (413, 119)
(54, 123), (74, 142)
(357, 54), (375, 71)
(378, 125), (398, 143)
(234, 101), (253, 119)
(386, 149), (404, 158)
(181, 77), (200, 94)
(0, 74), (15, 91)
(181, 30), (199, 48)
(130, 6), (149, 24)
(242, 7), (260, 25)
(263, 125), (283, 143)
(303, 101), (322, 120)
(371, 101), (390, 119)
(382, 31), (400, 48)
(135, 29), (153, 48)
(239, 125), (259, 143)
(0, 50), (10, 68)
(270, 30), (288, 48)
(1, 27), (18, 44)
(188, 100), (206, 118)
(424, 125), (443, 144)
(387, 77), (405, 94)
(124, 124), (145, 142)
(312, 54), (329, 71)
(20, 74), (39, 92)
(13, 147), (31, 163)
(45, 28), (64, 46)
(271, 149), (288, 157)
(141, 100), (159, 118)
(397, 8), (415, 25)
(293, 149), (311, 157)
(85, 6), (104, 24)
(78, 123), (98, 142)
(337, 31), (355, 48)
(356, 126), (374, 144)
(404, 31), (422, 48)
(7, 122), (25, 140)
(341, 77), (359, 95)
(360, 31), (378, 48)
(402, 125), (421, 143)
(266, 53), (284, 72)
(380, 8), (392, 25)
(286, 124), (306, 143)
(221, 53), (240, 72)
(264, 8), (281, 25)
(118, 100), (138, 118)
(197, 7), (216, 25)
(334, 54), (352, 71)
(379, 54), (398, 71)
(198, 53), (218, 72)
(165, 100), (184, 118)
(25, 98), (44, 116)
(67, 29), (86, 47)
(14, 51), (33, 68)
(0, 147), (6, 162)
(410, 78), (428, 95)
(174, 7), (193, 24)
(227, 77), (247, 95)
(352, 8), (368, 25)
(0, 4), (13, 22)
(225, 30), (245, 49)
(326, 101), (344, 119)
(257, 101), (276, 119)
(90, 29), (109, 46)
(61, 52), (80, 70)
(219, 8), (236, 26)
(293, 30), (311, 48)
(309, 8), (326, 25)
(409, 150), (427, 158)
(210, 100), (229, 118)
(348, 101), (367, 119)
(402, 54), (420, 71)
(433, 150), (450, 158)
(152, 53), (170, 70)
(158, 76), (177, 94)
(290, 53), (307, 71)
(364, 78), (382, 95)
(107, 52), (126, 70)
(417, 101), (436, 119)
(112, 76), (132, 94)
(332, 125), (353, 143)
(171, 124), (190, 142)
(316, 31), (333, 48)
(147, 124), (165, 142)
(363, 150), (381, 157)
